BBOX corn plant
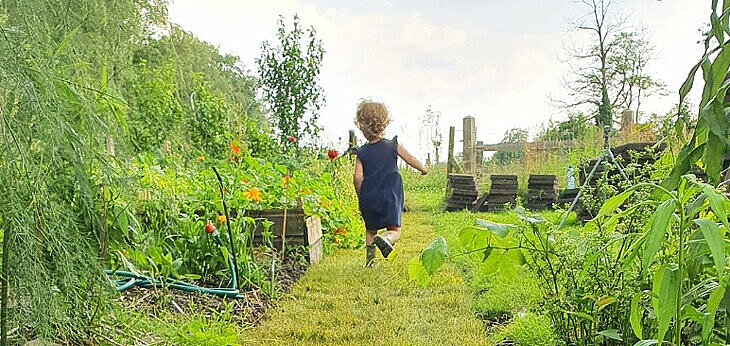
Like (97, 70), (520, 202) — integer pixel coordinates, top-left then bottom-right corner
(594, 175), (729, 345)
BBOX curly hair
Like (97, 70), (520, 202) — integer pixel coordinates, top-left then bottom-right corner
(355, 100), (391, 140)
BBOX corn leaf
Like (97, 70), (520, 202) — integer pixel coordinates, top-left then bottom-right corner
(653, 264), (679, 343)
(695, 218), (725, 278)
(630, 292), (643, 339)
(642, 200), (675, 275)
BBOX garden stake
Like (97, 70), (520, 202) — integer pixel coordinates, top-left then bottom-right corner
(212, 166), (239, 288)
(281, 170), (290, 260)
(557, 125), (628, 230)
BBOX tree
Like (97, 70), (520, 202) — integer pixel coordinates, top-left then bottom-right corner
(492, 128), (529, 165)
(558, 0), (662, 127)
(419, 106), (443, 164)
(257, 15), (325, 146)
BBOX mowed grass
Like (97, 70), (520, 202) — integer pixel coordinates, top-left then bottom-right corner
(430, 210), (571, 345)
(242, 212), (488, 345)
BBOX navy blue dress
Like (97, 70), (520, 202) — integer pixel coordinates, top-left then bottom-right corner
(356, 137), (404, 230)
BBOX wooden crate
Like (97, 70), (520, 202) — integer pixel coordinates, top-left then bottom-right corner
(246, 208), (322, 264)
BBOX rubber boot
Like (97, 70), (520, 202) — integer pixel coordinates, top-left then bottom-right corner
(373, 234), (394, 259)
(366, 244), (376, 267)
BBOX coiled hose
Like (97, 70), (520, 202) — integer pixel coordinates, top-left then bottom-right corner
(105, 231), (241, 298)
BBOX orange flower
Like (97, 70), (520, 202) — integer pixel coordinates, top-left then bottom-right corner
(281, 175), (290, 186)
(243, 186), (262, 202)
(231, 142), (241, 154)
(240, 177), (248, 184)
(217, 214), (226, 223)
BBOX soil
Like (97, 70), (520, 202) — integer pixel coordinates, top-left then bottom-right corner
(116, 256), (308, 325)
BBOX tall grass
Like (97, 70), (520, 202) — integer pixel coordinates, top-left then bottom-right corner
(476, 125), (659, 193)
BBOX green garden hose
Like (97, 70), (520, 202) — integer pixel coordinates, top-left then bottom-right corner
(105, 232), (241, 298)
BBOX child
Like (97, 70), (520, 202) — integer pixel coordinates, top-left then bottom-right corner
(352, 100), (428, 266)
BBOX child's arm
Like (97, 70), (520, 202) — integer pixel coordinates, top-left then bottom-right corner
(397, 143), (428, 175)
(354, 157), (364, 195)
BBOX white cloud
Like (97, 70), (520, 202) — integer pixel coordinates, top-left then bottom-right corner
(169, 0), (710, 161)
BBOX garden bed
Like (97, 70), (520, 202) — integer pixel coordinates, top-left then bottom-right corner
(116, 256), (307, 324)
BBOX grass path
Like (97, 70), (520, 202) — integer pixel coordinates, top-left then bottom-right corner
(242, 212), (488, 345)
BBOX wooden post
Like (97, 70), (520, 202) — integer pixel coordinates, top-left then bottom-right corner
(447, 126), (455, 174)
(348, 130), (357, 149)
(463, 116), (476, 174)
(476, 140), (484, 167)
(621, 109), (635, 131)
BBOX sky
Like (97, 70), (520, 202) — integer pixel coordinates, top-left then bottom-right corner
(168, 0), (710, 161)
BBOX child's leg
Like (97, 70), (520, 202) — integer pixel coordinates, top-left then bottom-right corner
(373, 226), (399, 258)
(385, 226), (401, 243)
(365, 229), (377, 266)
(365, 229), (378, 245)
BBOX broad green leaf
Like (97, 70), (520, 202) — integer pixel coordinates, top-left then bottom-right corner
(653, 264), (679, 343)
(408, 257), (429, 286)
(514, 206), (546, 223)
(642, 200), (676, 275)
(703, 124), (726, 184)
(660, 139), (706, 192)
(679, 60), (702, 102)
(630, 292), (643, 339)
(596, 295), (617, 312)
(703, 284), (725, 343)
(420, 236), (448, 275)
(598, 189), (635, 218)
(458, 227), (487, 249)
(681, 305), (704, 323)
(699, 183), (729, 230)
(474, 219), (515, 238)
(711, 11), (725, 44)
(633, 340), (658, 346)
(695, 218), (725, 278)
(598, 329), (622, 341)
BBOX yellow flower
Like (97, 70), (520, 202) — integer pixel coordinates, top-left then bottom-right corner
(217, 214), (226, 223)
(198, 156), (205, 162)
(243, 187), (262, 202)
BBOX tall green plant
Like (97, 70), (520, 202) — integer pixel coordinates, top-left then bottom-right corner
(257, 15), (325, 146)
(594, 175), (729, 344)
(662, 0), (730, 187)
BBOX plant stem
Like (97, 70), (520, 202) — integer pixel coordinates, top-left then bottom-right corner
(1, 223), (9, 346)
(212, 167), (239, 288)
(676, 202), (686, 345)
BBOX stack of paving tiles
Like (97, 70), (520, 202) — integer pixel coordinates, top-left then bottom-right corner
(486, 175), (518, 212)
(526, 175), (558, 210)
(446, 174), (479, 211)
(557, 188), (579, 207)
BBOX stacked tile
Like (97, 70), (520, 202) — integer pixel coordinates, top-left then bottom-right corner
(486, 175), (518, 212)
(526, 175), (558, 210)
(446, 174), (479, 211)
(557, 188), (579, 207)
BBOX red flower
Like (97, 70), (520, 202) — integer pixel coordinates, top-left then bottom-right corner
(205, 221), (216, 234)
(288, 136), (297, 143)
(231, 142), (241, 154)
(327, 149), (338, 160)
